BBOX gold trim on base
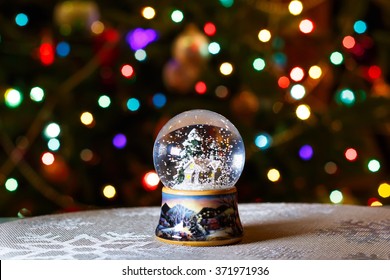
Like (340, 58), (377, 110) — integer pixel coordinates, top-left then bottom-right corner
(155, 236), (243, 247)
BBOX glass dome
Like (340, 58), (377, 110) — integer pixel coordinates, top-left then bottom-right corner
(153, 109), (245, 190)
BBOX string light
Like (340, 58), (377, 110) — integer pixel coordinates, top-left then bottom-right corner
(91, 21), (105, 34)
(367, 65), (381, 80)
(204, 22), (216, 36)
(336, 89), (355, 106)
(367, 159), (380, 172)
(378, 183), (390, 198)
(195, 81), (207, 94)
(134, 49), (147, 61)
(344, 148), (358, 161)
(56, 41), (70, 57)
(152, 93), (167, 108)
(208, 42), (221, 55)
(171, 10), (184, 23)
(258, 29), (271, 42)
(220, 62), (233, 75)
(290, 67), (304, 82)
(330, 190), (343, 204)
(255, 132), (272, 150)
(121, 64), (135, 78)
(142, 171), (160, 191)
(330, 51), (343, 65)
(112, 133), (127, 149)
(5, 178), (18, 192)
(127, 97), (140, 111)
(4, 88), (23, 108)
(278, 76), (290, 88)
(308, 65), (322, 79)
(80, 112), (94, 126)
(42, 152), (55, 165)
(267, 168), (281, 182)
(98, 95), (111, 108)
(299, 144), (313, 160)
(353, 20), (367, 34)
(290, 84), (306, 100)
(48, 138), (60, 151)
(30, 87), (45, 102)
(39, 42), (55, 66)
(342, 36), (356, 49)
(253, 58), (266, 71)
(288, 1), (303, 16)
(142, 6), (156, 19)
(296, 104), (311, 120)
(44, 123), (61, 139)
(299, 19), (314, 34)
(103, 185), (116, 199)
(15, 13), (28, 26)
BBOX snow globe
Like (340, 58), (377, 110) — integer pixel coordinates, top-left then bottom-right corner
(153, 109), (245, 246)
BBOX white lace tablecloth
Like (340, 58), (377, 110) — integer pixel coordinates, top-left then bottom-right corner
(0, 203), (389, 260)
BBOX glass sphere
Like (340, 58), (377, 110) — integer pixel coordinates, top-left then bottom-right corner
(153, 109), (245, 190)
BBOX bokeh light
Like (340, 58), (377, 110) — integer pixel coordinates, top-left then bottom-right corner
(324, 161), (338, 175)
(44, 123), (61, 138)
(288, 0), (303, 16)
(267, 168), (281, 182)
(80, 149), (94, 162)
(330, 190), (343, 204)
(80, 112), (94, 126)
(353, 20), (367, 34)
(367, 159), (380, 172)
(371, 201), (383, 207)
(4, 88), (23, 108)
(152, 93), (167, 108)
(204, 22), (216, 36)
(290, 84), (306, 100)
(342, 36), (356, 49)
(299, 19), (314, 34)
(15, 13), (28, 26)
(195, 81), (207, 94)
(56, 41), (70, 57)
(142, 171), (160, 191)
(127, 97), (140, 111)
(290, 67), (304, 82)
(208, 42), (221, 55)
(171, 10), (184, 23)
(258, 29), (271, 42)
(113, 133), (127, 149)
(98, 95), (111, 108)
(344, 148), (358, 161)
(30, 87), (45, 102)
(39, 43), (55, 65)
(121, 64), (135, 78)
(308, 65), (322, 79)
(91, 21), (105, 34)
(103, 185), (116, 199)
(220, 62), (233, 75)
(336, 89), (355, 106)
(142, 6), (156, 19)
(299, 144), (313, 160)
(135, 49), (147, 61)
(253, 58), (266, 71)
(330, 51), (343, 65)
(215, 85), (229, 98)
(219, 0), (234, 8)
(368, 65), (381, 80)
(5, 178), (18, 192)
(278, 76), (290, 88)
(378, 182), (390, 198)
(42, 152), (55, 165)
(255, 132), (272, 150)
(48, 138), (60, 151)
(296, 104), (311, 120)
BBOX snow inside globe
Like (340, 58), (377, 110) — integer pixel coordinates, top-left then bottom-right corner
(153, 109), (245, 191)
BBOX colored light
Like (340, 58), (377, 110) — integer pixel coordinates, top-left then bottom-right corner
(42, 152), (55, 165)
(371, 201), (383, 207)
(267, 168), (281, 182)
(142, 6), (156, 19)
(103, 185), (116, 199)
(152, 93), (167, 108)
(56, 41), (70, 57)
(39, 43), (55, 66)
(330, 190), (343, 204)
(220, 62), (233, 75)
(330, 51), (343, 65)
(299, 19), (314, 34)
(299, 144), (313, 160)
(91, 21), (105, 34)
(253, 58), (266, 71)
(219, 0), (234, 7)
(278, 76), (290, 89)
(15, 13), (28, 26)
(171, 10), (184, 23)
(80, 149), (94, 162)
(296, 104), (311, 120)
(195, 81), (207, 94)
(272, 52), (287, 67)
(204, 22), (216, 36)
(4, 88), (22, 108)
(98, 95), (111, 108)
(215, 85), (229, 98)
(258, 29), (271, 42)
(127, 98), (140, 111)
(290, 67), (304, 82)
(113, 133), (127, 149)
(354, 20), (367, 34)
(121, 64), (134, 78)
(126, 28), (158, 51)
(368, 65), (381, 80)
(368, 159), (380, 172)
(143, 171), (160, 191)
(30, 87), (45, 102)
(48, 138), (60, 151)
(308, 65), (322, 79)
(342, 36), (356, 49)
(336, 89), (355, 106)
(44, 123), (61, 138)
(255, 132), (272, 150)
(324, 161), (338, 174)
(135, 49), (147, 61)
(208, 42), (221, 55)
(345, 148), (358, 161)
(5, 178), (18, 192)
(378, 183), (390, 198)
(290, 84), (306, 100)
(288, 0), (303, 16)
(80, 112), (94, 126)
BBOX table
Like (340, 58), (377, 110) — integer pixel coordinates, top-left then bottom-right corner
(0, 203), (389, 259)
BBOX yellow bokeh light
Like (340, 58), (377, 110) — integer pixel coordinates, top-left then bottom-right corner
(288, 0), (303, 16)
(103, 185), (116, 199)
(267, 168), (281, 182)
(309, 65), (322, 79)
(80, 112), (94, 126)
(371, 201), (383, 207)
(378, 182), (390, 198)
(91, 21), (105, 35)
(220, 62), (233, 75)
(142, 6), (156, 19)
(258, 29), (271, 43)
(296, 104), (311, 120)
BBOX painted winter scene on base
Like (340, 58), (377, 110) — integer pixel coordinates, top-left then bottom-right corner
(156, 191), (243, 242)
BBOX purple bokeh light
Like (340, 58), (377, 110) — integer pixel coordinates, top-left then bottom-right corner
(126, 28), (158, 51)
(299, 144), (313, 160)
(113, 133), (127, 149)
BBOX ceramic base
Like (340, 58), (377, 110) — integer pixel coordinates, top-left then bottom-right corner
(155, 187), (243, 246)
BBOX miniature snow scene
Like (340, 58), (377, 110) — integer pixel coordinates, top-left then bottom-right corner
(153, 109), (245, 246)
(153, 109), (245, 191)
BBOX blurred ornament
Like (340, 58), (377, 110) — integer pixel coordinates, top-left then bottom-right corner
(163, 59), (200, 93)
(54, 1), (100, 33)
(230, 90), (260, 123)
(173, 24), (209, 66)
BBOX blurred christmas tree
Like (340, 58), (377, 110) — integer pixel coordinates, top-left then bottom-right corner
(0, 0), (389, 217)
